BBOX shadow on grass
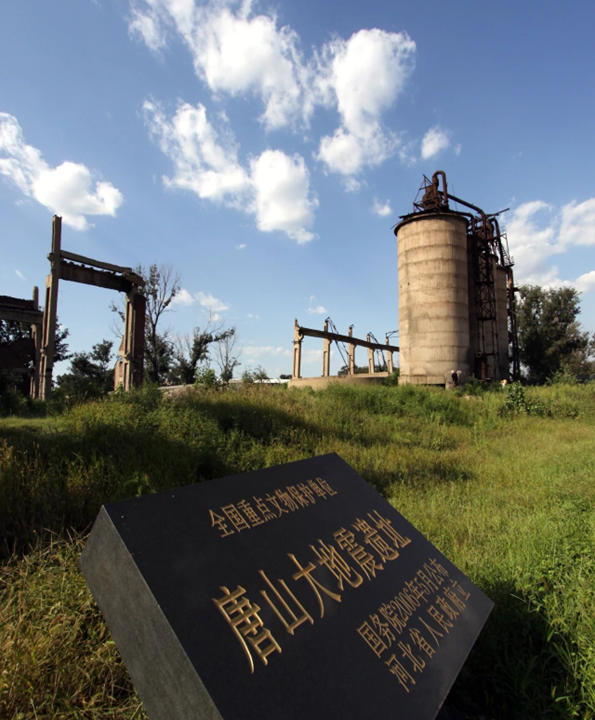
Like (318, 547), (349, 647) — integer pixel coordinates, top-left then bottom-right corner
(0, 393), (474, 559)
(444, 578), (586, 719)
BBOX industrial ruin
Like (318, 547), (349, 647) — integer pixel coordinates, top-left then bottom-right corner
(291, 171), (519, 388)
(2, 173), (520, 395)
(396, 171), (519, 385)
(0, 216), (146, 398)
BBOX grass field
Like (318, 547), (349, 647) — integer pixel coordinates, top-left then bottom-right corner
(1, 382), (594, 719)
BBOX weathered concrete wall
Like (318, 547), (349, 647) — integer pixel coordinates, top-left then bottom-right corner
(288, 374), (389, 390)
(396, 214), (470, 385)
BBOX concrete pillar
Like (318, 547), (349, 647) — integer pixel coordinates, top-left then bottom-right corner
(322, 320), (331, 377)
(366, 334), (375, 374)
(385, 335), (394, 374)
(348, 326), (355, 375)
(292, 319), (302, 379)
(30, 286), (41, 399)
(39, 216), (61, 399)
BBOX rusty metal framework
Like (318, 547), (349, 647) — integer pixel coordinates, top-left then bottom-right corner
(410, 172), (520, 381)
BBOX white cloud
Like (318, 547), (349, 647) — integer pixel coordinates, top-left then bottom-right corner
(130, 0), (307, 131)
(308, 305), (327, 315)
(506, 198), (595, 293)
(343, 177), (361, 193)
(171, 287), (195, 306)
(249, 150), (317, 243)
(316, 29), (415, 176)
(506, 201), (560, 280)
(0, 113), (123, 230)
(574, 271), (595, 294)
(129, 6), (167, 51)
(196, 291), (229, 315)
(372, 197), (392, 217)
(420, 126), (450, 160)
(144, 100), (250, 203)
(242, 345), (290, 358)
(144, 100), (317, 242)
(15, 269), (26, 281)
(558, 198), (595, 248)
(236, 243), (246, 250)
(129, 3), (416, 178)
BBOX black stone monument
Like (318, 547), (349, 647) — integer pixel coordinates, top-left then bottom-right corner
(80, 453), (493, 719)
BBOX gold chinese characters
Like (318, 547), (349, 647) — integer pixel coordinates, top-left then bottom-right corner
(210, 477), (337, 538)
(356, 560), (471, 694)
(212, 508), (412, 673)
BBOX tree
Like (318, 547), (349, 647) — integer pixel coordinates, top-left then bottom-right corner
(241, 366), (269, 384)
(169, 318), (236, 385)
(111, 264), (181, 385)
(57, 339), (114, 397)
(253, 365), (269, 382)
(517, 285), (594, 382)
(214, 327), (241, 384)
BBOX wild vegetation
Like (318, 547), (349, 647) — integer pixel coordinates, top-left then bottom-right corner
(1, 380), (594, 719)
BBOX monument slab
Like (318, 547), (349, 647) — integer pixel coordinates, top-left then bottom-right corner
(80, 453), (493, 719)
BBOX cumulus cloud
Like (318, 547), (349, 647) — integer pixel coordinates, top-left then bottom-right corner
(170, 287), (195, 306)
(130, 0), (307, 130)
(420, 126), (450, 160)
(0, 113), (123, 230)
(249, 150), (317, 243)
(143, 100), (250, 203)
(574, 271), (595, 294)
(236, 243), (246, 250)
(315, 29), (415, 176)
(171, 288), (230, 318)
(308, 305), (326, 315)
(558, 197), (595, 248)
(506, 198), (595, 292)
(372, 197), (392, 217)
(196, 291), (229, 316)
(144, 99), (317, 242)
(129, 2), (416, 177)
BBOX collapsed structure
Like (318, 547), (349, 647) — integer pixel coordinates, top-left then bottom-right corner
(395, 171), (520, 385)
(0, 216), (146, 398)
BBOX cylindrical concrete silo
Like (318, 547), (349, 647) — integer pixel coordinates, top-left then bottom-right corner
(396, 213), (471, 384)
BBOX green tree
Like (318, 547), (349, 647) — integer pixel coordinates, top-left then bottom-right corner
(169, 320), (236, 385)
(517, 285), (594, 382)
(214, 328), (241, 384)
(57, 340), (114, 398)
(111, 264), (180, 385)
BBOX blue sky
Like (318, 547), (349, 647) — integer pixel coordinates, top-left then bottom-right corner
(2, 0), (595, 378)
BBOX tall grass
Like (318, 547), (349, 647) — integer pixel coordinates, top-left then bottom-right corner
(1, 382), (594, 718)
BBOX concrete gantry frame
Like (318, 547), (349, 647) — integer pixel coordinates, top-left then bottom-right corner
(0, 287), (43, 398)
(292, 320), (399, 379)
(38, 216), (147, 399)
